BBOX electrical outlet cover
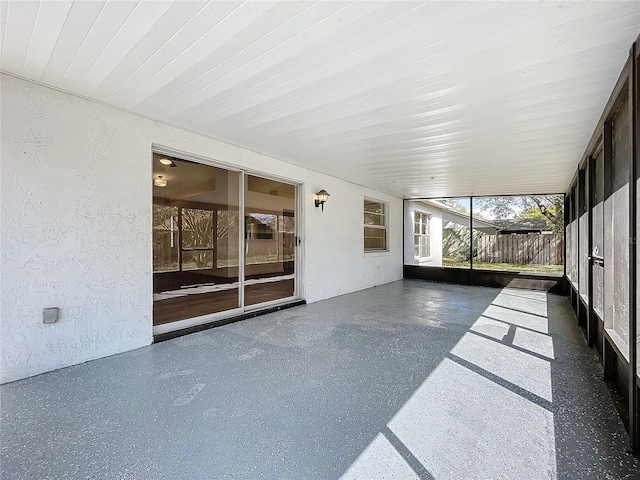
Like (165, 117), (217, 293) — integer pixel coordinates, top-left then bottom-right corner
(43, 307), (58, 324)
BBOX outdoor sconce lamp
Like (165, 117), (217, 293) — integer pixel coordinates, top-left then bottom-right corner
(314, 189), (330, 211)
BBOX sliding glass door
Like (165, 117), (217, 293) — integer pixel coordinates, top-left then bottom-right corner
(152, 152), (298, 332)
(244, 175), (296, 307)
(152, 153), (241, 327)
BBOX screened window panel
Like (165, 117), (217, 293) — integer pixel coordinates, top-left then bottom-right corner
(567, 187), (578, 284)
(430, 198), (471, 269)
(578, 170), (589, 299)
(565, 222), (572, 282)
(571, 224), (578, 283)
(592, 151), (604, 319)
(604, 100), (630, 353)
(472, 196), (564, 275)
(593, 202), (604, 318)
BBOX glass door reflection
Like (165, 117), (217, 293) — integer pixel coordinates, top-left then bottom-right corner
(152, 153), (241, 326)
(244, 174), (296, 307)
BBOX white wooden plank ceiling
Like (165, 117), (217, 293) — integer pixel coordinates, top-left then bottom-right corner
(2, 1), (639, 197)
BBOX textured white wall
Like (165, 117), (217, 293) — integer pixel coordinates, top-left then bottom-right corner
(1, 74), (403, 383)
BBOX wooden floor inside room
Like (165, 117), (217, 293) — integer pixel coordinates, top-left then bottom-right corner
(153, 279), (295, 326)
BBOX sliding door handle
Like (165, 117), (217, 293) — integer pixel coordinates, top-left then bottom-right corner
(588, 254), (604, 266)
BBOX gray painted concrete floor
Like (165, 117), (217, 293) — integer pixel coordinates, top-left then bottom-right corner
(1, 280), (639, 479)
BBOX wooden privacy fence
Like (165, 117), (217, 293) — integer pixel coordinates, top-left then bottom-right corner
(475, 233), (564, 265)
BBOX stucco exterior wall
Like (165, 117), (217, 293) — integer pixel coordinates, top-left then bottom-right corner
(1, 74), (403, 383)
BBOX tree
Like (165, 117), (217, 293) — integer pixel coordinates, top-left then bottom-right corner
(473, 195), (564, 233)
(438, 198), (469, 215)
(153, 205), (242, 270)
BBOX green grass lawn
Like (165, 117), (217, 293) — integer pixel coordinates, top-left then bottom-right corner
(442, 257), (563, 275)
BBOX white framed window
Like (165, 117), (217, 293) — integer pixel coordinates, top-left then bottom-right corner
(364, 199), (387, 251)
(414, 211), (431, 258)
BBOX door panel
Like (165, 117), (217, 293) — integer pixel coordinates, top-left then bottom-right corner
(152, 154), (300, 331)
(152, 153), (241, 326)
(244, 174), (296, 307)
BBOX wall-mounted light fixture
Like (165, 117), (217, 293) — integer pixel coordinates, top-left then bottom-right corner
(314, 189), (330, 211)
(154, 176), (168, 187)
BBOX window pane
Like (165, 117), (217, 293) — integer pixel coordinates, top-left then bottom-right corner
(365, 227), (386, 250)
(364, 200), (384, 214)
(421, 236), (430, 250)
(153, 205), (179, 272)
(365, 227), (385, 238)
(365, 199), (387, 251)
(411, 211), (430, 259)
(365, 237), (386, 250)
(365, 211), (385, 226)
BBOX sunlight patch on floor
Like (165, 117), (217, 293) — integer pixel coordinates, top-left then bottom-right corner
(387, 358), (556, 480)
(482, 304), (549, 333)
(341, 287), (557, 479)
(451, 331), (552, 401)
(513, 327), (555, 359)
(340, 433), (420, 480)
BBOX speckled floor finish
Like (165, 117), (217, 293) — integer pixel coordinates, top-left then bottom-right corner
(1, 280), (638, 479)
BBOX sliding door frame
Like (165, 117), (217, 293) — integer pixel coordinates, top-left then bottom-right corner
(151, 144), (303, 335)
(242, 169), (301, 313)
